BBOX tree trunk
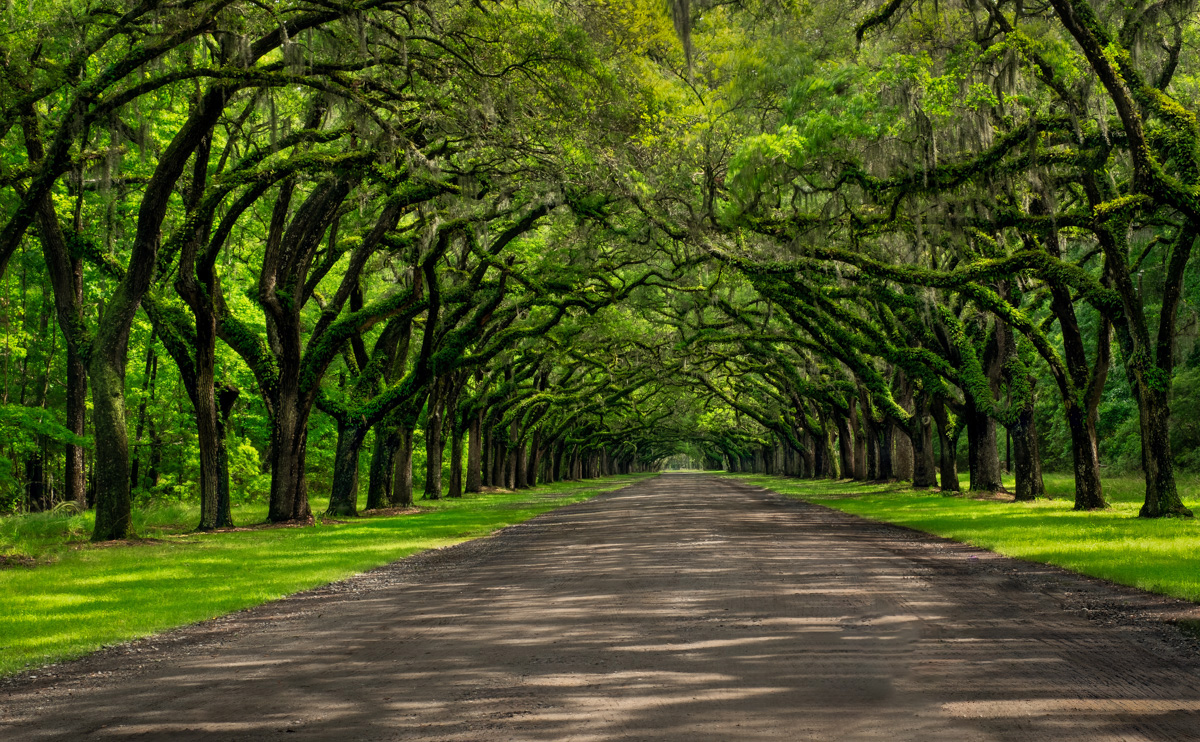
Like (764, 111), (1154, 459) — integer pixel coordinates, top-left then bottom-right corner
(266, 377), (313, 522)
(64, 345), (87, 509)
(515, 438), (529, 489)
(193, 373), (226, 529)
(911, 396), (937, 488)
(1066, 402), (1105, 510)
(392, 428), (415, 507)
(552, 444), (565, 483)
(24, 123), (87, 511)
(481, 422), (493, 488)
(892, 425), (913, 481)
(879, 424), (895, 481)
(931, 399), (961, 492)
(24, 449), (48, 512)
(214, 385), (238, 528)
(366, 425), (399, 510)
(89, 347), (133, 541)
(424, 404), (444, 501)
(505, 423), (518, 488)
(1034, 218), (1108, 511)
(966, 404), (1003, 492)
(147, 414), (161, 491)
(836, 414), (854, 480)
(326, 421), (367, 516)
(850, 402), (866, 480)
(129, 340), (157, 495)
(1008, 406), (1045, 501)
(1136, 388), (1192, 516)
(526, 430), (542, 487)
(466, 410), (483, 493)
(448, 422), (465, 498)
(491, 432), (505, 489)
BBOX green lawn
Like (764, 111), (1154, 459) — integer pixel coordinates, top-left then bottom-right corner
(727, 472), (1200, 604)
(0, 475), (650, 677)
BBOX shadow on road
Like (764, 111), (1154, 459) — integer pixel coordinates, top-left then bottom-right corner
(4, 474), (1200, 740)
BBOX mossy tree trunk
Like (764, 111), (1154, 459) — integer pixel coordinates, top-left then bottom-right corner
(526, 429), (542, 487)
(267, 372), (314, 522)
(327, 422), (367, 516)
(366, 427), (399, 510)
(909, 394), (938, 488)
(21, 98), (88, 510)
(393, 427), (415, 507)
(931, 397), (961, 492)
(90, 85), (228, 540)
(466, 409), (483, 493)
(423, 378), (445, 500)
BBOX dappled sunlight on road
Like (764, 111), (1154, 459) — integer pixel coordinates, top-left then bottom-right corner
(3, 474), (1200, 740)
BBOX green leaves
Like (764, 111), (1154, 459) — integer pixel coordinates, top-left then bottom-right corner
(0, 405), (90, 450)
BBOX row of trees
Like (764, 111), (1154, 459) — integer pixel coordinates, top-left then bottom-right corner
(632, 0), (1200, 517)
(6, 0), (1200, 533)
(0, 0), (696, 538)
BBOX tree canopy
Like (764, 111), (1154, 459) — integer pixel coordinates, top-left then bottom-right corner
(4, 0), (1200, 539)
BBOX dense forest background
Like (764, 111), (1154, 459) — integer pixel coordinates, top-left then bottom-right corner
(4, 0), (1200, 537)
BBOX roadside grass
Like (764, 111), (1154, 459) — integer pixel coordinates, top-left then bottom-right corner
(0, 501), (266, 564)
(726, 472), (1200, 605)
(0, 474), (650, 677)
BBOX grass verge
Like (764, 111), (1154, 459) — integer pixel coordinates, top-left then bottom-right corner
(726, 472), (1200, 604)
(0, 474), (651, 677)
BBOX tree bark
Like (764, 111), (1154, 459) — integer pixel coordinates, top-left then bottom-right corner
(1026, 212), (1108, 510)
(423, 383), (445, 500)
(267, 374), (314, 522)
(89, 344), (133, 540)
(505, 422), (518, 488)
(214, 385), (238, 528)
(129, 340), (158, 494)
(391, 428), (415, 507)
(931, 398), (961, 492)
(1008, 407), (1044, 501)
(1136, 389), (1189, 516)
(326, 422), (367, 516)
(90, 85), (230, 540)
(850, 400), (866, 479)
(482, 421), (494, 488)
(966, 405), (1003, 492)
(879, 424), (895, 480)
(836, 414), (854, 480)
(552, 443), (565, 483)
(491, 430), (505, 488)
(1134, 231), (1194, 517)
(910, 395), (938, 488)
(366, 426), (399, 510)
(64, 345), (87, 509)
(515, 438), (529, 489)
(526, 430), (542, 487)
(193, 373), (227, 528)
(1066, 402), (1105, 510)
(448, 422), (465, 498)
(466, 410), (483, 493)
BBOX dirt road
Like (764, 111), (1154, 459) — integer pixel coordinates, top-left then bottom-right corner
(4, 474), (1200, 740)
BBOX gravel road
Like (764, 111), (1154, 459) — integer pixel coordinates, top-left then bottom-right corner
(4, 473), (1200, 741)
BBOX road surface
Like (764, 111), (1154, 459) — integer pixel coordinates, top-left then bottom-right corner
(4, 474), (1200, 740)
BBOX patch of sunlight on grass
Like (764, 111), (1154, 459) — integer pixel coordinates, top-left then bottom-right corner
(0, 474), (652, 677)
(731, 473), (1200, 605)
